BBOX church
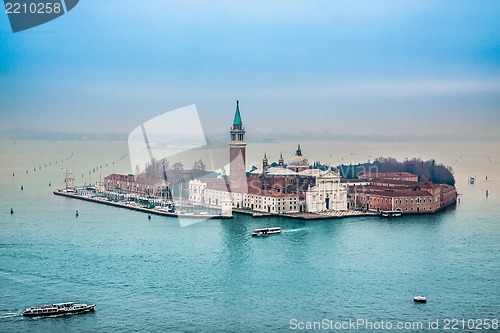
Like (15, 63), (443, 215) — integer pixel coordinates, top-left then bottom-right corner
(188, 101), (348, 215)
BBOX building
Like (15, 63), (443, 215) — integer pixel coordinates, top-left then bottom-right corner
(229, 100), (247, 188)
(288, 145), (309, 172)
(103, 173), (170, 197)
(65, 170), (75, 191)
(188, 101), (349, 214)
(305, 170), (348, 212)
(351, 178), (457, 213)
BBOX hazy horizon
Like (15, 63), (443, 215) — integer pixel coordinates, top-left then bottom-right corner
(1, 1), (499, 138)
(1, 128), (500, 143)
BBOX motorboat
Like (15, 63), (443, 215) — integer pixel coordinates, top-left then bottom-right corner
(251, 227), (281, 237)
(413, 296), (427, 303)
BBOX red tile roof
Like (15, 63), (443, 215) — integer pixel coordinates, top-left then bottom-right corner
(205, 180), (297, 197)
(359, 171), (418, 180)
(358, 186), (433, 197)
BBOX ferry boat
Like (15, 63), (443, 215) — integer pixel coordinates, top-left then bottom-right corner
(22, 302), (95, 317)
(413, 296), (427, 303)
(251, 227), (281, 237)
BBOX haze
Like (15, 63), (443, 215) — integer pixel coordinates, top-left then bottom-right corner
(1, 0), (499, 140)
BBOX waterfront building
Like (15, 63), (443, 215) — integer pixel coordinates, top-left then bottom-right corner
(305, 170), (348, 212)
(188, 101), (349, 214)
(351, 178), (457, 213)
(103, 173), (169, 197)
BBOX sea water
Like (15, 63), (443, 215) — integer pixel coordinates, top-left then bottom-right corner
(0, 140), (499, 332)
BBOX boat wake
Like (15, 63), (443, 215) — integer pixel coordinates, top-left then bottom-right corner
(0, 312), (21, 319)
(281, 228), (305, 233)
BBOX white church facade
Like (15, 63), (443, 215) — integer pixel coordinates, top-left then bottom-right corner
(305, 170), (348, 212)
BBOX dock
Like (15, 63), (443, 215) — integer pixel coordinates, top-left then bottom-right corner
(282, 210), (377, 220)
(233, 207), (376, 220)
(55, 190), (376, 221)
(53, 190), (233, 219)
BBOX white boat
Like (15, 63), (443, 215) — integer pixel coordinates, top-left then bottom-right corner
(251, 227), (281, 237)
(22, 302), (95, 317)
(413, 295), (427, 303)
(381, 211), (403, 218)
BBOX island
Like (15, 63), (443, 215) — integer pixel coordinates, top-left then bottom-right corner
(54, 101), (457, 220)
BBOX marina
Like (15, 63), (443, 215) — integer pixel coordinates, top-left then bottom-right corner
(53, 189), (233, 219)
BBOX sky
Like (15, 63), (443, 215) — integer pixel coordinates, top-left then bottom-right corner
(0, 0), (499, 140)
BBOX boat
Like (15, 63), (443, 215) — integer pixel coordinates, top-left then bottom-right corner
(252, 213), (264, 217)
(251, 227), (281, 237)
(22, 302), (95, 317)
(381, 210), (403, 218)
(413, 296), (427, 303)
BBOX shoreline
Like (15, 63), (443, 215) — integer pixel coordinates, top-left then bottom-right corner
(53, 190), (233, 219)
(54, 189), (454, 221)
(232, 208), (378, 220)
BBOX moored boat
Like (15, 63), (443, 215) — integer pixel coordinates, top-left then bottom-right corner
(22, 302), (95, 317)
(381, 210), (403, 218)
(413, 295), (427, 303)
(251, 227), (281, 237)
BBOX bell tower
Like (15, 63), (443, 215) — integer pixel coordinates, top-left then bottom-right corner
(262, 153), (269, 173)
(229, 100), (247, 187)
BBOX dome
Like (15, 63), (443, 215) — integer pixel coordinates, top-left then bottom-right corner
(288, 155), (309, 167)
(288, 144), (309, 169)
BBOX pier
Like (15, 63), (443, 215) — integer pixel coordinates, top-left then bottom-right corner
(53, 189), (233, 219)
(233, 207), (376, 220)
(282, 210), (377, 220)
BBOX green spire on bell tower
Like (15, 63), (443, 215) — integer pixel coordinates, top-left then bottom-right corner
(233, 100), (242, 127)
(230, 100), (245, 143)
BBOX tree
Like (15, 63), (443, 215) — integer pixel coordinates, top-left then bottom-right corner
(162, 159), (170, 170)
(338, 157), (455, 186)
(193, 159), (206, 170)
(172, 162), (184, 170)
